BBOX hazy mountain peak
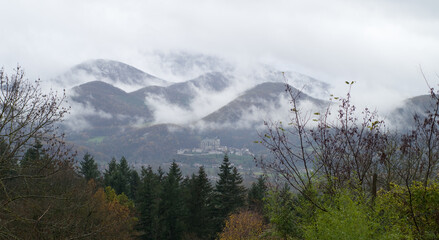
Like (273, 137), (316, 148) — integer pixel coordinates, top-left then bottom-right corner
(201, 82), (326, 129)
(55, 59), (170, 92)
(74, 59), (150, 82)
(248, 68), (331, 99)
(185, 71), (231, 91)
(144, 51), (234, 81)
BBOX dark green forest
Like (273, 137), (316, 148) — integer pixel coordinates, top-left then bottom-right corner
(80, 153), (256, 240)
(1, 67), (439, 240)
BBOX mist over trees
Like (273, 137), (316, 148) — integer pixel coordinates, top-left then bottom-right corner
(2, 65), (439, 240)
(0, 67), (261, 239)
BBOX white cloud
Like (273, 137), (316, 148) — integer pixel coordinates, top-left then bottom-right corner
(0, 0), (438, 111)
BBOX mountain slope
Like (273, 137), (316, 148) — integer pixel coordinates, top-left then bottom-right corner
(389, 94), (435, 128)
(58, 58), (332, 169)
(70, 81), (153, 127)
(202, 82), (326, 125)
(55, 59), (170, 91)
(130, 72), (230, 108)
(249, 69), (331, 99)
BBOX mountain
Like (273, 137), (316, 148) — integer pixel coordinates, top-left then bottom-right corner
(202, 82), (326, 126)
(55, 59), (170, 91)
(388, 94), (435, 128)
(247, 68), (331, 99)
(146, 51), (234, 81)
(70, 123), (198, 166)
(57, 57), (333, 176)
(70, 81), (153, 127)
(130, 72), (231, 108)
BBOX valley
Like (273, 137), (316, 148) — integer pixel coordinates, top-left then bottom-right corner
(57, 55), (431, 180)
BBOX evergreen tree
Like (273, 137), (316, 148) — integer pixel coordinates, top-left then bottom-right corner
(213, 155), (246, 233)
(115, 156), (131, 195)
(186, 166), (214, 239)
(104, 156), (134, 196)
(104, 157), (118, 189)
(129, 170), (140, 200)
(159, 161), (186, 240)
(248, 175), (267, 212)
(137, 166), (161, 240)
(157, 166), (165, 182)
(79, 152), (100, 181)
(230, 166), (246, 207)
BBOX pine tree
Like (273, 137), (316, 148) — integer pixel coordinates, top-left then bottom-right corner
(115, 156), (131, 195)
(230, 166), (246, 208)
(213, 155), (246, 233)
(79, 152), (100, 181)
(129, 170), (140, 200)
(137, 166), (161, 240)
(159, 161), (186, 240)
(186, 166), (214, 239)
(157, 166), (165, 182)
(104, 156), (133, 196)
(248, 175), (267, 212)
(104, 157), (118, 189)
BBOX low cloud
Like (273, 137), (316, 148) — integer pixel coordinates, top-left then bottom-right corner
(144, 77), (249, 125)
(62, 101), (112, 131)
(193, 93), (324, 131)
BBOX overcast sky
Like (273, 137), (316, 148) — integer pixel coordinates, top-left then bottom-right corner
(1, 0), (438, 109)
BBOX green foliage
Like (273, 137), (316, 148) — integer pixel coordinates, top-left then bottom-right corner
(185, 166), (215, 239)
(375, 181), (439, 239)
(258, 81), (439, 239)
(129, 169), (140, 200)
(136, 164), (218, 240)
(303, 190), (403, 240)
(103, 156), (138, 198)
(159, 161), (186, 240)
(79, 152), (100, 181)
(213, 155), (246, 232)
(137, 166), (161, 240)
(116, 156), (132, 195)
(104, 186), (135, 209)
(248, 175), (267, 212)
(304, 192), (371, 240)
(104, 157), (118, 188)
(264, 185), (304, 239)
(263, 186), (412, 240)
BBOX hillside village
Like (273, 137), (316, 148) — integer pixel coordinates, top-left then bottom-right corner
(177, 137), (253, 156)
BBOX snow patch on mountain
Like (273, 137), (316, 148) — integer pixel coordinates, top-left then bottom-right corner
(54, 59), (170, 92)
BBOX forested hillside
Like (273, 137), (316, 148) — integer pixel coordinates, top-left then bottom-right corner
(2, 67), (439, 240)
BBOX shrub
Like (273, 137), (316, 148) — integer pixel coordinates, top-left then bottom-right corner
(219, 210), (266, 240)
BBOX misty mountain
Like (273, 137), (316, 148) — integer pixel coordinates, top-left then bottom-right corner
(278, 71), (331, 99)
(55, 59), (170, 91)
(59, 57), (333, 170)
(149, 51), (234, 80)
(70, 81), (153, 127)
(131, 72), (230, 108)
(249, 69), (331, 99)
(71, 123), (199, 166)
(389, 94), (435, 128)
(202, 82), (326, 126)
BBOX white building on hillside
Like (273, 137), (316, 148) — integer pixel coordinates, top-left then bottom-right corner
(200, 138), (220, 152)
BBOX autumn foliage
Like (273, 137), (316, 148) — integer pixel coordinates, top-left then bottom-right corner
(219, 210), (266, 240)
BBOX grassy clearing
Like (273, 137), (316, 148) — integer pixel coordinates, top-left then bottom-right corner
(87, 136), (105, 144)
